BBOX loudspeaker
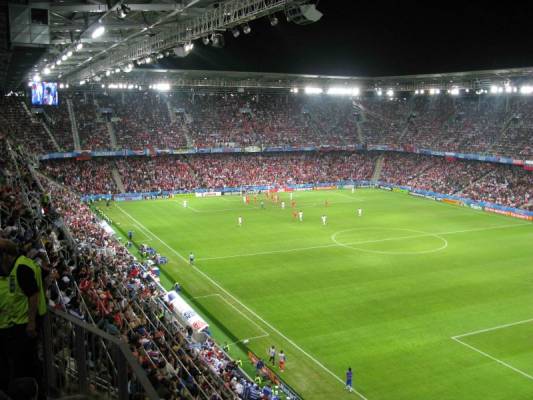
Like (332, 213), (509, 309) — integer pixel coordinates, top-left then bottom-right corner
(285, 3), (323, 25)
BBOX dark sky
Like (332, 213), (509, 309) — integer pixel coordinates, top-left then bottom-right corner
(156, 0), (533, 77)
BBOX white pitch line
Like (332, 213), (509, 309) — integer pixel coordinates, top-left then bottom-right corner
(197, 223), (530, 261)
(111, 213), (368, 399)
(202, 293), (268, 336)
(452, 317), (533, 339)
(115, 204), (154, 240)
(452, 337), (533, 381)
(228, 333), (270, 347)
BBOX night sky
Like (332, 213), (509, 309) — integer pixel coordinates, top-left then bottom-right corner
(156, 0), (533, 77)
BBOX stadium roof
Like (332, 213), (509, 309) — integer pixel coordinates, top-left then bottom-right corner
(90, 65), (533, 92)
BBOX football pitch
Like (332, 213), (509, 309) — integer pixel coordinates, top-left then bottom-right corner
(97, 189), (533, 400)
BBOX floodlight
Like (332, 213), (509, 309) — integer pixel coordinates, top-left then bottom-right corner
(92, 25), (105, 39)
(232, 28), (240, 38)
(242, 24), (251, 34)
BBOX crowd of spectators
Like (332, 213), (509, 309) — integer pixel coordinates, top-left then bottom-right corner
(1, 134), (262, 399)
(2, 91), (532, 158)
(39, 151), (532, 210)
(0, 97), (57, 154)
(72, 93), (110, 150)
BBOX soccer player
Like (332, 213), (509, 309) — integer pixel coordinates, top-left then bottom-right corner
(352, 187), (355, 194)
(128, 230), (133, 240)
(254, 195), (258, 204)
(183, 199), (188, 208)
(298, 210), (303, 222)
(260, 200), (265, 209)
(246, 196), (250, 205)
(242, 196), (246, 204)
(291, 200), (296, 209)
(357, 208), (363, 217)
(325, 199), (329, 208)
(268, 345), (276, 366)
(189, 252), (195, 265)
(321, 215), (327, 225)
(278, 350), (286, 372)
(289, 192), (293, 201)
(238, 216), (243, 227)
(292, 210), (297, 221)
(346, 367), (353, 392)
(281, 201), (285, 209)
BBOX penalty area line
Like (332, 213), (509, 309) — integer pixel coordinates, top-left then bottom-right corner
(452, 337), (533, 381)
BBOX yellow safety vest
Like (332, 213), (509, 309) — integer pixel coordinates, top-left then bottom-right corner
(0, 255), (47, 329)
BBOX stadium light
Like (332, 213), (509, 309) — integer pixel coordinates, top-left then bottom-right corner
(56, 59), (62, 65)
(242, 24), (251, 34)
(269, 15), (279, 26)
(386, 89), (394, 97)
(327, 87), (360, 96)
(67, 51), (73, 57)
(490, 85), (499, 94)
(92, 25), (105, 39)
(304, 86), (323, 95)
(231, 27), (240, 38)
(153, 82), (171, 91)
(33, 74), (41, 82)
(43, 67), (51, 75)
(450, 88), (460, 96)
(28, 82), (32, 87)
(202, 36), (210, 45)
(376, 89), (383, 96)
(76, 43), (83, 51)
(59, 83), (64, 88)
(520, 85), (533, 95)
(290, 88), (299, 94)
(62, 55), (67, 61)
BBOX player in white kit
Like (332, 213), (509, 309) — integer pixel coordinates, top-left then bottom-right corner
(298, 211), (303, 222)
(357, 208), (362, 217)
(238, 216), (243, 226)
(183, 199), (188, 208)
(321, 215), (327, 225)
(281, 201), (285, 209)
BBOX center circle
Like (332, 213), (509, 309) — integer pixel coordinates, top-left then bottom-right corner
(330, 227), (448, 255)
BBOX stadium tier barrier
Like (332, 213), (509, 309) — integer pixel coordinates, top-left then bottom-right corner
(38, 146), (533, 167)
(81, 180), (533, 221)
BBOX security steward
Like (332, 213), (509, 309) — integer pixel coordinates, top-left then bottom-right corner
(0, 239), (47, 394)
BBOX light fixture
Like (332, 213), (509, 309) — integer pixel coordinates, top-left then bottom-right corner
(231, 27), (240, 38)
(117, 3), (130, 19)
(269, 15), (279, 26)
(33, 74), (41, 82)
(242, 24), (251, 34)
(62, 55), (67, 61)
(106, 70), (111, 76)
(202, 36), (210, 45)
(43, 67), (51, 75)
(386, 89), (394, 97)
(304, 86), (323, 95)
(76, 43), (83, 51)
(211, 33), (225, 48)
(115, 68), (120, 73)
(92, 24), (105, 39)
(145, 56), (152, 64)
(67, 51), (73, 57)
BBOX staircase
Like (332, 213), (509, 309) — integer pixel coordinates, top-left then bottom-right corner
(106, 122), (118, 148)
(20, 101), (37, 122)
(183, 113), (195, 147)
(112, 167), (125, 193)
(371, 154), (385, 181)
(93, 98), (104, 123)
(66, 99), (81, 151)
(40, 121), (62, 152)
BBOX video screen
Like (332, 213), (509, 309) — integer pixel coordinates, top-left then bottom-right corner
(31, 82), (58, 106)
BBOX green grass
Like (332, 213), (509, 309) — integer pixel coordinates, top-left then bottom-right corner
(96, 189), (533, 400)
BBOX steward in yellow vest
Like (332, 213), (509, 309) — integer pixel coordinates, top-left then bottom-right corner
(0, 239), (47, 394)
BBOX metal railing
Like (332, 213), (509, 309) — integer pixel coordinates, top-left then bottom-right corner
(43, 308), (159, 400)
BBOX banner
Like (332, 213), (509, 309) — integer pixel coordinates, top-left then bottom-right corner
(163, 290), (209, 333)
(195, 191), (221, 197)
